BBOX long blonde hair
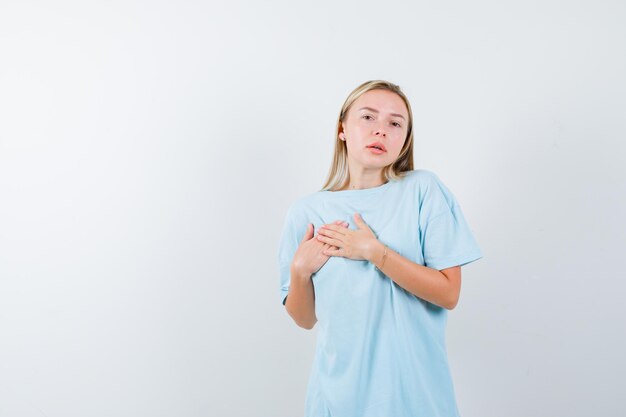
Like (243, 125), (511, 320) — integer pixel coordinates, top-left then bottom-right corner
(320, 80), (415, 191)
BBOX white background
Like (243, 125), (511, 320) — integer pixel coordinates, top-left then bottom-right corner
(1, 1), (625, 416)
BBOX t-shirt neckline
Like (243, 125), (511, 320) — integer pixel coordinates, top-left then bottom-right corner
(321, 179), (394, 196)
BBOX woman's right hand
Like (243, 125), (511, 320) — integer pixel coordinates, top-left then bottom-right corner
(292, 220), (349, 277)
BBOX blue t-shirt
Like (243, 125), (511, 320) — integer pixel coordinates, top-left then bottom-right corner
(277, 169), (483, 417)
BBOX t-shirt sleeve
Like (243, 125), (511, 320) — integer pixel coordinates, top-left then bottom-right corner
(418, 172), (483, 271)
(277, 203), (302, 305)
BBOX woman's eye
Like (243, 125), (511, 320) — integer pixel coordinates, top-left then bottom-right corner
(362, 114), (373, 120)
(392, 122), (402, 127)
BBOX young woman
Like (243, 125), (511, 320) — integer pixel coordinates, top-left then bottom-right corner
(277, 80), (483, 417)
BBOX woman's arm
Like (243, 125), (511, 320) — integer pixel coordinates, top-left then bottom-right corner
(316, 215), (462, 310)
(284, 220), (350, 329)
(368, 241), (462, 310)
(284, 265), (317, 329)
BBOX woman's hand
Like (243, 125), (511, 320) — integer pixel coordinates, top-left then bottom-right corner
(316, 213), (379, 261)
(292, 220), (349, 277)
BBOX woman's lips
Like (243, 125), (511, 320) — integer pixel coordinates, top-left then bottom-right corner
(368, 147), (385, 155)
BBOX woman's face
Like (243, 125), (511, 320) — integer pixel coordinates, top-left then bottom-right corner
(340, 89), (409, 171)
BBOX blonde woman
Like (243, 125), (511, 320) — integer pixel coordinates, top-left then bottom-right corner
(277, 80), (483, 417)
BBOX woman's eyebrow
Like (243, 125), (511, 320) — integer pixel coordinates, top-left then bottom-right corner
(358, 106), (406, 120)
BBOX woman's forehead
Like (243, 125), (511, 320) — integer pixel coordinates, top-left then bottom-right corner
(351, 90), (408, 118)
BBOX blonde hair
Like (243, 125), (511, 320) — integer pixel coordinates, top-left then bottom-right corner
(320, 80), (415, 191)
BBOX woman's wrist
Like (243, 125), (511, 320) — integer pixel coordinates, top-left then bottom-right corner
(291, 262), (312, 282)
(368, 240), (387, 268)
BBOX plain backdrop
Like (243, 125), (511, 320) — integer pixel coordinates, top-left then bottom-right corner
(1, 1), (625, 416)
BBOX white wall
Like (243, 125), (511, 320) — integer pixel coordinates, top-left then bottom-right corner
(1, 1), (624, 416)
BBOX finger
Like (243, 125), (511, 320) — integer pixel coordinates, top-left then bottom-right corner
(320, 224), (346, 235)
(302, 223), (313, 242)
(323, 220), (349, 228)
(323, 242), (340, 251)
(322, 220), (341, 229)
(322, 221), (346, 231)
(323, 246), (341, 256)
(317, 233), (340, 247)
(353, 213), (371, 231)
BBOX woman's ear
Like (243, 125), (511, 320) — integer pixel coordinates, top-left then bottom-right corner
(339, 121), (347, 140)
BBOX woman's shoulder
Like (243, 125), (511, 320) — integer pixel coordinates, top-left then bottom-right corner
(283, 191), (324, 217)
(404, 168), (443, 187)
(405, 169), (458, 203)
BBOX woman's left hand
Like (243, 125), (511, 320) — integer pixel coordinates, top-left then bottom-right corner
(317, 213), (379, 261)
